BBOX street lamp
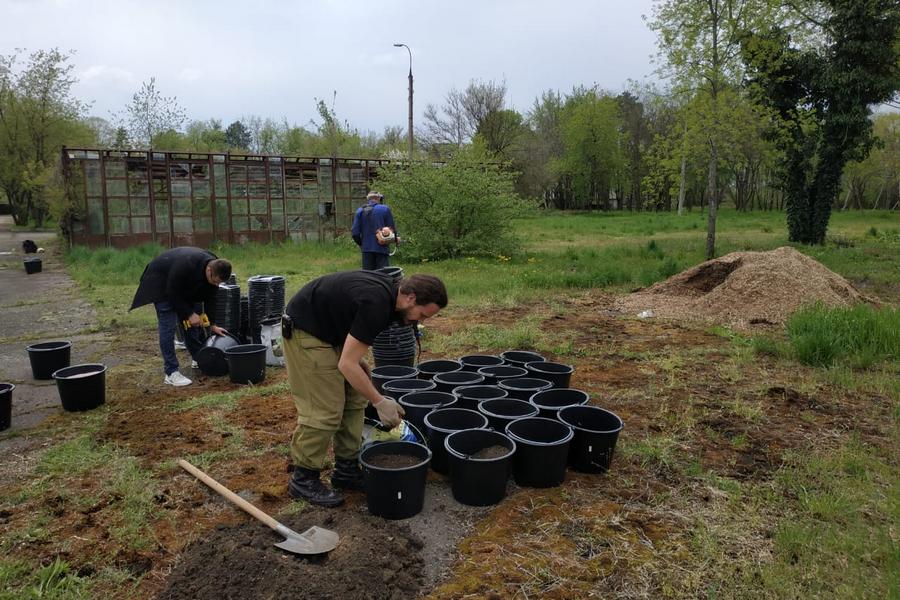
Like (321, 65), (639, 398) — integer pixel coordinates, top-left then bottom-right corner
(393, 43), (413, 160)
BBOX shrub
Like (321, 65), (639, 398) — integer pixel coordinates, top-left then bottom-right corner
(375, 150), (528, 260)
(787, 303), (899, 368)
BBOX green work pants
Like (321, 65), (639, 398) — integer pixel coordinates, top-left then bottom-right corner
(285, 329), (368, 471)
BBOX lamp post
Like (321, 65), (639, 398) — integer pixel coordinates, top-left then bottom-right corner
(393, 43), (413, 160)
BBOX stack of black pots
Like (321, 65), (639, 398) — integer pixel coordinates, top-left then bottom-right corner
(210, 283), (241, 336)
(372, 266), (417, 367)
(247, 275), (285, 344)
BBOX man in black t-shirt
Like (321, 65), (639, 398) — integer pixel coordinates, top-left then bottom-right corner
(282, 271), (448, 507)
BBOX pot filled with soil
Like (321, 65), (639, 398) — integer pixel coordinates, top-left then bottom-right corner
(530, 388), (590, 420)
(500, 350), (545, 368)
(0, 383), (13, 431)
(505, 417), (573, 488)
(459, 354), (504, 372)
(432, 371), (484, 394)
(360, 441), (432, 519)
(476, 365), (528, 386)
(372, 365), (419, 395)
(525, 361), (574, 389)
(53, 364), (107, 412)
(195, 331), (241, 376)
(223, 344), (267, 384)
(497, 377), (553, 401)
(23, 257), (42, 274)
(558, 405), (624, 473)
(398, 391), (457, 435)
(26, 340), (72, 380)
(478, 398), (539, 432)
(452, 384), (508, 411)
(423, 408), (488, 474)
(416, 359), (463, 380)
(445, 428), (516, 506)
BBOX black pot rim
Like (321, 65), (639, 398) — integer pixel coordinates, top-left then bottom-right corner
(224, 344), (267, 355)
(0, 382), (15, 393)
(372, 365), (419, 377)
(26, 340), (72, 352)
(500, 350), (545, 362)
(433, 372), (484, 384)
(477, 365), (528, 378)
(423, 408), (489, 434)
(444, 429), (517, 461)
(459, 354), (502, 363)
(52, 363), (107, 380)
(530, 388), (590, 408)
(383, 379), (435, 392)
(398, 391), (456, 409)
(360, 440), (432, 472)
(417, 359), (463, 372)
(477, 398), (540, 419)
(505, 417), (574, 446)
(453, 385), (508, 400)
(525, 360), (574, 374)
(498, 377), (554, 392)
(558, 405), (625, 434)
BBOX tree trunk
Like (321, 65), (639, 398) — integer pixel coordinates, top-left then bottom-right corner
(705, 138), (718, 259)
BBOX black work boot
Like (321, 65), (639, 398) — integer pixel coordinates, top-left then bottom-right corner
(330, 458), (366, 491)
(288, 467), (344, 507)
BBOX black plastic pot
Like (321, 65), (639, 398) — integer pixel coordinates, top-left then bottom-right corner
(525, 361), (574, 389)
(476, 365), (528, 386)
(53, 364), (107, 412)
(445, 429), (516, 506)
(497, 377), (553, 401)
(530, 388), (590, 420)
(459, 354), (504, 372)
(477, 398), (539, 432)
(0, 383), (13, 431)
(375, 266), (404, 282)
(500, 350), (546, 368)
(26, 341), (72, 380)
(505, 417), (573, 488)
(398, 391), (457, 435)
(416, 359), (463, 380)
(558, 405), (624, 473)
(23, 257), (42, 274)
(373, 322), (417, 368)
(360, 441), (431, 519)
(195, 332), (241, 376)
(371, 365), (419, 395)
(432, 371), (484, 394)
(452, 385), (508, 411)
(224, 344), (267, 384)
(382, 378), (436, 396)
(423, 408), (488, 474)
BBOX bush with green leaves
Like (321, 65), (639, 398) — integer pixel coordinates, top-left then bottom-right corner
(375, 151), (528, 260)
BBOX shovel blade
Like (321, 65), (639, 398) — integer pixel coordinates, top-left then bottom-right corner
(274, 524), (340, 555)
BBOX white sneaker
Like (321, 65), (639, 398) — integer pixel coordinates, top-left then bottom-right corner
(190, 360), (199, 369)
(174, 340), (186, 350)
(164, 371), (192, 387)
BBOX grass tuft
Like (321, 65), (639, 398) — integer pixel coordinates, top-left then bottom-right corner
(787, 303), (899, 368)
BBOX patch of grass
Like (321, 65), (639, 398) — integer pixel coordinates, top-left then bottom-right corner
(621, 435), (683, 474)
(174, 380), (289, 411)
(787, 303), (899, 368)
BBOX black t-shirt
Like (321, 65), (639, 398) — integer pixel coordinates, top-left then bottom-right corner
(285, 270), (398, 347)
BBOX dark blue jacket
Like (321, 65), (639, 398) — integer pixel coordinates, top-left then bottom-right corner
(129, 247), (218, 320)
(351, 200), (396, 254)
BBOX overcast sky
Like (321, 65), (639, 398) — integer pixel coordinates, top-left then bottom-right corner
(2, 0), (660, 133)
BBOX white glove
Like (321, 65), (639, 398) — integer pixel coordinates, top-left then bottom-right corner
(374, 397), (404, 428)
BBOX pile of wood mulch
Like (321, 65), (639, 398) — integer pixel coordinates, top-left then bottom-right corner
(616, 246), (869, 328)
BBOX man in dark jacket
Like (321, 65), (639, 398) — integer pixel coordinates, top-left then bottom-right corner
(282, 271), (447, 507)
(350, 191), (397, 270)
(130, 247), (232, 386)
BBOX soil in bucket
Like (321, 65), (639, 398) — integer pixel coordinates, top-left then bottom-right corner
(26, 341), (72, 380)
(459, 354), (504, 372)
(525, 360), (574, 388)
(500, 350), (546, 368)
(452, 384), (508, 411)
(505, 417), (573, 488)
(0, 383), (13, 431)
(371, 365), (419, 394)
(398, 391), (457, 435)
(476, 365), (528, 386)
(416, 359), (463, 380)
(558, 405), (624, 473)
(432, 370), (484, 394)
(360, 441), (431, 519)
(497, 377), (553, 401)
(477, 398), (539, 432)
(224, 344), (267, 384)
(423, 408), (488, 474)
(530, 388), (590, 420)
(445, 429), (516, 506)
(53, 364), (107, 412)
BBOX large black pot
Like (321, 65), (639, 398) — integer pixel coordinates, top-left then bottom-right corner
(445, 429), (516, 506)
(371, 365), (419, 395)
(500, 350), (545, 368)
(224, 344), (267, 384)
(27, 341), (72, 380)
(398, 391), (457, 435)
(497, 377), (553, 401)
(0, 383), (13, 431)
(477, 398), (539, 432)
(476, 365), (528, 386)
(423, 408), (488, 474)
(452, 385), (508, 411)
(53, 364), (107, 412)
(525, 361), (574, 389)
(416, 359), (463, 380)
(458, 354), (504, 372)
(360, 441), (431, 519)
(23, 257), (42, 274)
(432, 371), (484, 394)
(530, 388), (590, 420)
(195, 332), (241, 376)
(505, 417), (573, 488)
(558, 405), (624, 473)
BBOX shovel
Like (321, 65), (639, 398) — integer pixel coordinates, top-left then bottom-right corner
(178, 459), (340, 555)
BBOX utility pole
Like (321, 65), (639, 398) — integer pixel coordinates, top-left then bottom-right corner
(393, 43), (414, 160)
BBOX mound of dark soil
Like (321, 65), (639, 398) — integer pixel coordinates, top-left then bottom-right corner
(159, 507), (424, 600)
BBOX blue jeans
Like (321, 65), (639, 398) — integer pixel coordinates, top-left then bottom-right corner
(361, 252), (389, 271)
(155, 301), (204, 375)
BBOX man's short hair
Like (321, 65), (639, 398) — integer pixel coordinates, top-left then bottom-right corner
(209, 259), (232, 281)
(366, 191), (384, 202)
(399, 274), (448, 308)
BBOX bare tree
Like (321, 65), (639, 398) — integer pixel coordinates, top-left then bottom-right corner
(420, 79), (508, 152)
(118, 77), (186, 146)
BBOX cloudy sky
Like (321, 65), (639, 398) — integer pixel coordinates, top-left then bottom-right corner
(2, 0), (660, 133)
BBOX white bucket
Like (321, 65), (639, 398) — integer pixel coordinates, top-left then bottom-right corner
(259, 316), (285, 366)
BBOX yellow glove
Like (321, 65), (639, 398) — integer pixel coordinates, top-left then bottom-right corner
(183, 313), (211, 329)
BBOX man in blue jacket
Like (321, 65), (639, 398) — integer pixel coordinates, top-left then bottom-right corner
(351, 191), (397, 270)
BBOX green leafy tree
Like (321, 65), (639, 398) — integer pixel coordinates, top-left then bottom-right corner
(474, 108), (525, 160)
(375, 148), (526, 260)
(224, 120), (252, 151)
(743, 0), (900, 243)
(185, 119), (226, 151)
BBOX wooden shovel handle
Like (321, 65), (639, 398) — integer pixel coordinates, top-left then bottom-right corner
(178, 459), (279, 532)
